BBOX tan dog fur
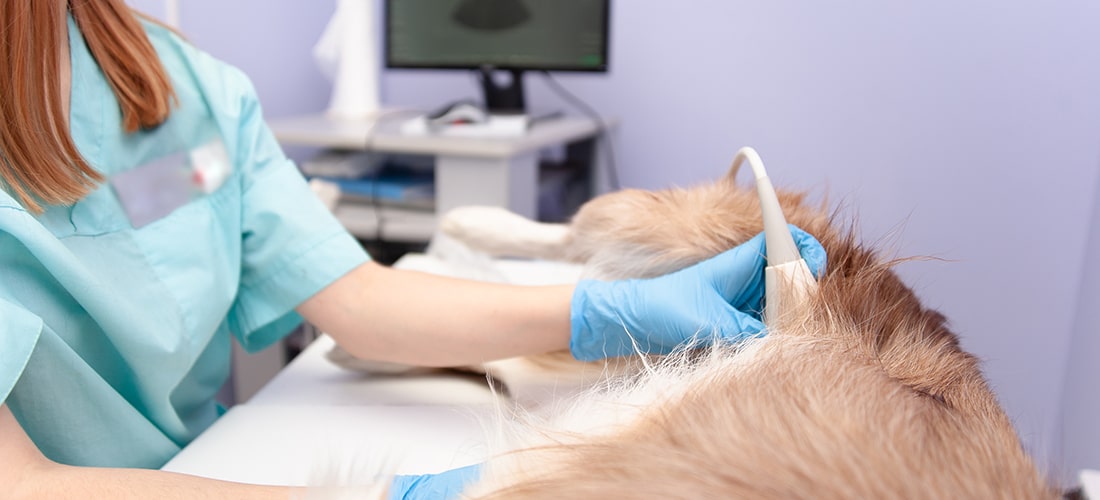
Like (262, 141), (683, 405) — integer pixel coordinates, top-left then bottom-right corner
(437, 164), (1056, 498)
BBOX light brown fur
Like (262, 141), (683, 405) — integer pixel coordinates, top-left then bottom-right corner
(448, 166), (1057, 498)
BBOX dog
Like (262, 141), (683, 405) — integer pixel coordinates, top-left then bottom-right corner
(328, 158), (1058, 498)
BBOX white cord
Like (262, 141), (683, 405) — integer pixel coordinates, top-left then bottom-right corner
(730, 147), (818, 322)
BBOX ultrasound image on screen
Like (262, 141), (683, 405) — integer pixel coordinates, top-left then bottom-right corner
(452, 0), (531, 31)
(387, 0), (608, 71)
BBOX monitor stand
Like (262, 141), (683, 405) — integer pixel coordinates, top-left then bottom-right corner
(477, 66), (526, 115)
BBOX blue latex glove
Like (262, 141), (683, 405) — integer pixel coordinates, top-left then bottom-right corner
(388, 463), (481, 500)
(569, 225), (826, 361)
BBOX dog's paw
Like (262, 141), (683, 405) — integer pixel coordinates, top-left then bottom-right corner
(439, 206), (570, 259)
(439, 206), (528, 242)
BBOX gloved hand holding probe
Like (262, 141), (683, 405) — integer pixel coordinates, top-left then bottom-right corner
(569, 225), (827, 362)
(387, 226), (824, 500)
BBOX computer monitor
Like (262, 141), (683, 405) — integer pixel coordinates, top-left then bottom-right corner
(385, 0), (611, 114)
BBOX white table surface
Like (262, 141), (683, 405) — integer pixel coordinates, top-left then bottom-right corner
(160, 330), (500, 485)
(161, 253), (583, 485)
(245, 334), (501, 408)
(160, 403), (490, 486)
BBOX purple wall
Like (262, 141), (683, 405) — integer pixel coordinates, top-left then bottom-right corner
(152, 0), (1100, 477)
(175, 0), (336, 118)
(1060, 170), (1100, 480)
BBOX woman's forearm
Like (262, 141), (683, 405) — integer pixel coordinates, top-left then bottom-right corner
(2, 405), (313, 500)
(297, 261), (574, 366)
(31, 466), (299, 499)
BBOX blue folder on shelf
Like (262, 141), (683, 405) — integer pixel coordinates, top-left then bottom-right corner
(310, 168), (435, 210)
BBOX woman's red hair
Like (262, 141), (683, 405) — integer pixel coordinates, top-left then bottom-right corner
(0, 0), (175, 213)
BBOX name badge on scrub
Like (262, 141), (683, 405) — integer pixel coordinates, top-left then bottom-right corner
(110, 138), (232, 228)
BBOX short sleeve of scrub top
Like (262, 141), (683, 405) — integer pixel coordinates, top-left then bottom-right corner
(0, 17), (369, 468)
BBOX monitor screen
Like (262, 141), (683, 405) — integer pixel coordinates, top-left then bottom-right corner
(385, 0), (610, 73)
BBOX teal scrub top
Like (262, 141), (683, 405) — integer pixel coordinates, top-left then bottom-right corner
(0, 17), (369, 468)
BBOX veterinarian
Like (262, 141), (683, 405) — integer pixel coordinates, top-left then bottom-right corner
(0, 1), (826, 498)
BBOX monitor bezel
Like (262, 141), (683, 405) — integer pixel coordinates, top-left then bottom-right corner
(383, 0), (611, 73)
